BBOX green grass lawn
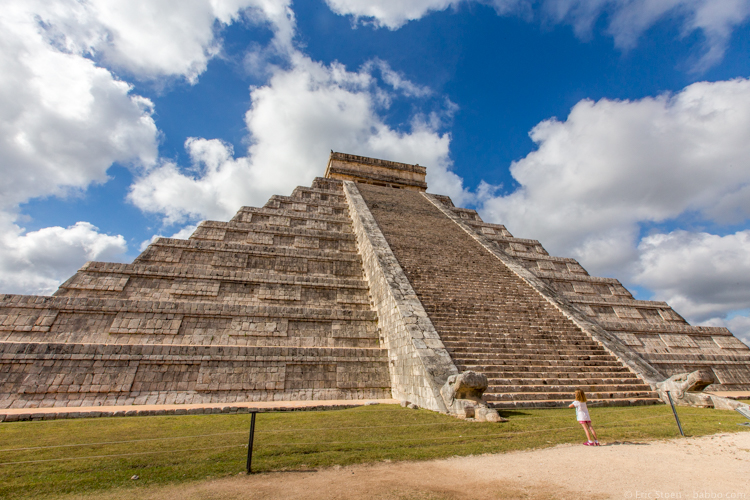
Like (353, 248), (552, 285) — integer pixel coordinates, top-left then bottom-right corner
(1, 404), (748, 499)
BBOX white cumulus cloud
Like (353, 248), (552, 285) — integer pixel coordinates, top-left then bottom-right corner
(543, 0), (750, 71)
(30, 0), (294, 82)
(0, 217), (127, 296)
(129, 55), (463, 225)
(325, 0), (750, 69)
(0, 0), (288, 295)
(479, 78), (750, 276)
(0, 0), (292, 212)
(324, 0), (531, 29)
(0, 2), (159, 210)
(324, 0), (461, 29)
(633, 230), (750, 322)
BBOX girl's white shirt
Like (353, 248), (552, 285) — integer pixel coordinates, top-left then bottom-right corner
(572, 401), (590, 421)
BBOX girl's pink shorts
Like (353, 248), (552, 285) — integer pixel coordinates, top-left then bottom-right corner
(578, 420), (592, 424)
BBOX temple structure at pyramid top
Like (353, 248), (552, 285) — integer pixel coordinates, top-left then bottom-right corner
(1, 151), (748, 414)
(325, 152), (427, 191)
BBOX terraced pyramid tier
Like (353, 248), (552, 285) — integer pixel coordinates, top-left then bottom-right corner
(430, 199), (750, 392)
(2, 151), (749, 413)
(0, 178), (390, 409)
(357, 183), (659, 408)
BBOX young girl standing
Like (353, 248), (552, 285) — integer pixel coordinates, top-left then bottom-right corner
(569, 389), (600, 446)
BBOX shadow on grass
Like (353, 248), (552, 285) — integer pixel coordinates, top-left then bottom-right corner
(494, 410), (535, 419)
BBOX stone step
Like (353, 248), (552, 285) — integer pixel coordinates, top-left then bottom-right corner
(445, 346), (608, 355)
(429, 315), (586, 324)
(486, 377), (643, 385)
(456, 362), (633, 372)
(489, 398), (662, 409)
(484, 390), (658, 402)
(428, 311), (580, 319)
(310, 177), (344, 191)
(233, 211), (352, 226)
(292, 183), (347, 197)
(442, 342), (605, 350)
(451, 353), (621, 362)
(430, 316), (584, 323)
(436, 326), (585, 333)
(440, 330), (599, 346)
(192, 221), (358, 252)
(74, 262), (369, 289)
(461, 371), (638, 381)
(137, 240), (366, 277)
(267, 193), (350, 210)
(442, 341), (606, 350)
(56, 270), (373, 309)
(486, 383), (653, 393)
(0, 294), (379, 322)
(140, 237), (364, 262)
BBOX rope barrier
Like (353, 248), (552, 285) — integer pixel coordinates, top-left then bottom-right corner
(256, 414), (675, 448)
(1, 412), (676, 452)
(0, 431), (248, 453)
(0, 420), (517, 452)
(0, 445), (246, 466)
(0, 411), (688, 467)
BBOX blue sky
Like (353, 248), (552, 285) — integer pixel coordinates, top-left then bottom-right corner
(2, 0), (750, 343)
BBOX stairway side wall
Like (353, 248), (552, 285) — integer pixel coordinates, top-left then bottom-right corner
(343, 182), (456, 412)
(423, 193), (666, 387)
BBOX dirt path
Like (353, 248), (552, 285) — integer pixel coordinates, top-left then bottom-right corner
(77, 432), (750, 500)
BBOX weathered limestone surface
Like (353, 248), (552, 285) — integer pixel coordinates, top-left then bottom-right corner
(357, 184), (659, 408)
(424, 194), (665, 383)
(654, 370), (750, 412)
(1, 151), (748, 412)
(429, 196), (750, 392)
(326, 152), (427, 191)
(343, 181), (455, 412)
(0, 342), (387, 409)
(0, 177), (390, 408)
(440, 371), (504, 422)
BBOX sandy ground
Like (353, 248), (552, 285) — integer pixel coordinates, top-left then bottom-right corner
(79, 432), (750, 500)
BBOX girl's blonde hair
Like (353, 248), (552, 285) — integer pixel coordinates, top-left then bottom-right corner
(574, 389), (587, 402)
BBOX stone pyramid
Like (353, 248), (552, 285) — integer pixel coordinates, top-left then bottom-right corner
(1, 152), (749, 412)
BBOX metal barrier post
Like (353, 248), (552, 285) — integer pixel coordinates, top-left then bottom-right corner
(246, 412), (257, 474)
(666, 391), (684, 436)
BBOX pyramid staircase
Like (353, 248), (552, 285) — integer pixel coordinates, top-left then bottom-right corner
(2, 151), (749, 413)
(357, 183), (659, 408)
(436, 206), (750, 393)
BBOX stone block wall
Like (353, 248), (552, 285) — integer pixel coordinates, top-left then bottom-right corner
(2, 151), (748, 411)
(0, 176), (392, 408)
(0, 342), (389, 409)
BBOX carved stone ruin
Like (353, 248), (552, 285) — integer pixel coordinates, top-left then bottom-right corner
(657, 370), (750, 411)
(440, 371), (505, 422)
(1, 151), (750, 415)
